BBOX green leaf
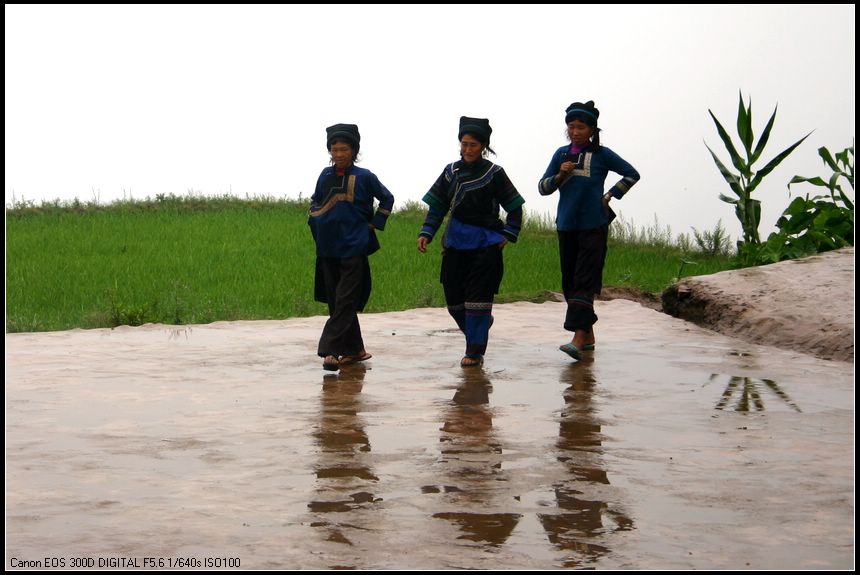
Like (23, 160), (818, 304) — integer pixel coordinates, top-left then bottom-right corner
(748, 131), (813, 193)
(708, 110), (747, 177)
(718, 193), (738, 205)
(827, 173), (843, 196)
(750, 105), (778, 165)
(705, 142), (745, 197)
(783, 212), (815, 234)
(818, 146), (840, 172)
(814, 209), (840, 229)
(749, 198), (762, 242)
(764, 232), (787, 249)
(788, 175), (829, 190)
(794, 237), (820, 258)
(784, 196), (810, 216)
(737, 92), (754, 158)
(834, 146), (853, 168)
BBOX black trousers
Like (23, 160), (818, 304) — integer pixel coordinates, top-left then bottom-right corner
(440, 245), (503, 357)
(558, 226), (608, 332)
(316, 256), (370, 358)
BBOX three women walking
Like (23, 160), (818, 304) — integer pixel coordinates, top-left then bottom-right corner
(310, 101), (639, 369)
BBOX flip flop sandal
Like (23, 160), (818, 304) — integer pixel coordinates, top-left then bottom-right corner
(323, 355), (340, 371)
(460, 355), (484, 367)
(339, 352), (372, 365)
(559, 343), (582, 360)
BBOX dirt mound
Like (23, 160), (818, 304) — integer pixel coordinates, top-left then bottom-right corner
(662, 247), (854, 362)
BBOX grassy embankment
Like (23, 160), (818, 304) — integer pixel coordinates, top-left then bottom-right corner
(6, 195), (734, 332)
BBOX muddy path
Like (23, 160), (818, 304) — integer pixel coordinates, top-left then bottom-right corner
(6, 299), (854, 569)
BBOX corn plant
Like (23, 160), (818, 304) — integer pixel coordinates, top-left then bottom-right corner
(705, 91), (811, 247)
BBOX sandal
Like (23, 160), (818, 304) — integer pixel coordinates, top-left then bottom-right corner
(460, 355), (484, 367)
(322, 355), (340, 371)
(339, 352), (372, 365)
(559, 343), (582, 361)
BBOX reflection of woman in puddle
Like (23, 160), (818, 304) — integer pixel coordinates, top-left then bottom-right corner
(540, 359), (632, 567)
(308, 365), (381, 547)
(432, 370), (522, 547)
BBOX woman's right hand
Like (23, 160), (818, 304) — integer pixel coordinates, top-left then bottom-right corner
(417, 235), (429, 253)
(556, 160), (575, 183)
(559, 160), (575, 175)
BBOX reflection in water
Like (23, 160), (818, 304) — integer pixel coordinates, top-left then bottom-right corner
(308, 364), (380, 549)
(540, 359), (633, 568)
(431, 369), (521, 546)
(710, 374), (802, 412)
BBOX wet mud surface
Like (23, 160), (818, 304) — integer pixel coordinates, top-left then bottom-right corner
(5, 301), (854, 569)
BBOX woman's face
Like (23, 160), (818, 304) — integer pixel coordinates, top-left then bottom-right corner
(566, 119), (594, 147)
(459, 134), (484, 163)
(329, 141), (354, 170)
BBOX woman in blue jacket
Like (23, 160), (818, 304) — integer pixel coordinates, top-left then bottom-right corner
(539, 101), (640, 360)
(309, 123), (394, 371)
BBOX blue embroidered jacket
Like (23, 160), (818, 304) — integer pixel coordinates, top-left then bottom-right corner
(308, 165), (394, 258)
(539, 145), (640, 231)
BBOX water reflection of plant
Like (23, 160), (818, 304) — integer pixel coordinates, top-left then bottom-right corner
(709, 374), (802, 412)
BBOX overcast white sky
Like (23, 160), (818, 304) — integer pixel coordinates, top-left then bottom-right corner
(5, 4), (855, 242)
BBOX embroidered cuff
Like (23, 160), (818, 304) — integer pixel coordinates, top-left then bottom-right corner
(371, 209), (390, 230)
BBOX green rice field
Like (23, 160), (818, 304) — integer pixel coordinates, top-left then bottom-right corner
(5, 195), (735, 332)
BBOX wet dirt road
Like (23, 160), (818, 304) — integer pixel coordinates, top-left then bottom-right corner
(5, 301), (854, 569)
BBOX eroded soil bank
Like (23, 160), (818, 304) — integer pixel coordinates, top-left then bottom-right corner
(662, 247), (854, 362)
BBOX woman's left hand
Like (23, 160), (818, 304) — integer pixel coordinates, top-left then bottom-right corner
(499, 239), (509, 250)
